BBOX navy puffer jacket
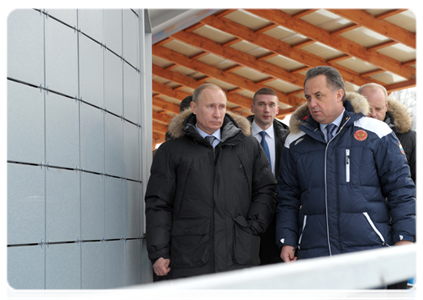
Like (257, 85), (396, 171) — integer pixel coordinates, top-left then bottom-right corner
(276, 92), (415, 259)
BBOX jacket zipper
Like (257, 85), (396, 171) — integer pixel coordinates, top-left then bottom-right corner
(297, 215), (307, 249)
(346, 149), (350, 183)
(363, 212), (390, 246)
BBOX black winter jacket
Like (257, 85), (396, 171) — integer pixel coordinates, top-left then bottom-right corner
(247, 115), (289, 265)
(145, 109), (277, 279)
(384, 98), (416, 183)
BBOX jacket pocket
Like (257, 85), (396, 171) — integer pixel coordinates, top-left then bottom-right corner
(363, 212), (389, 246)
(297, 215), (307, 249)
(233, 216), (260, 265)
(171, 218), (211, 268)
(346, 149), (350, 183)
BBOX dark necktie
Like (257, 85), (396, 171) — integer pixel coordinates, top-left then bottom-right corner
(326, 123), (336, 142)
(260, 131), (271, 169)
(205, 135), (216, 146)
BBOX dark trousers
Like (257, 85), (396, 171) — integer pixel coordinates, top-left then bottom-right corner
(386, 281), (408, 300)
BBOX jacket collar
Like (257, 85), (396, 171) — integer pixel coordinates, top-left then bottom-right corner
(289, 91), (370, 135)
(384, 98), (412, 134)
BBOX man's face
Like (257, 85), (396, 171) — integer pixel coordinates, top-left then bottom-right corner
(360, 87), (388, 122)
(304, 75), (344, 124)
(251, 94), (280, 130)
(191, 87), (227, 135)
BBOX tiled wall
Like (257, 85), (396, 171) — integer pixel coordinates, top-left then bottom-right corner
(7, 9), (153, 289)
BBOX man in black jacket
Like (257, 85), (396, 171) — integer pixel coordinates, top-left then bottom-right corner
(247, 87), (289, 265)
(145, 83), (277, 280)
(358, 83), (416, 289)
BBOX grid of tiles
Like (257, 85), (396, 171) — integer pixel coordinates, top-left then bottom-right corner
(7, 9), (152, 289)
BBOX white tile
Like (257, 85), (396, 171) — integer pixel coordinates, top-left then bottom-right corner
(139, 239), (153, 284)
(78, 9), (103, 43)
(81, 241), (105, 289)
(123, 122), (140, 181)
(7, 81), (45, 164)
(81, 172), (105, 241)
(8, 245), (45, 289)
(105, 114), (124, 178)
(8, 164), (45, 245)
(45, 92), (79, 169)
(123, 10), (139, 68)
(45, 16), (78, 98)
(45, 243), (81, 289)
(124, 180), (141, 239)
(79, 34), (104, 108)
(103, 9), (122, 56)
(80, 102), (104, 174)
(105, 177), (125, 239)
(123, 64), (140, 124)
(105, 240), (125, 288)
(104, 49), (123, 116)
(124, 240), (141, 286)
(45, 168), (80, 243)
(7, 9), (44, 86)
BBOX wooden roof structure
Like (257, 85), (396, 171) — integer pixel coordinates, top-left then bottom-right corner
(150, 9), (416, 148)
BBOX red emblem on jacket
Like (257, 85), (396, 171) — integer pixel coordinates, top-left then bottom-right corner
(354, 130), (367, 141)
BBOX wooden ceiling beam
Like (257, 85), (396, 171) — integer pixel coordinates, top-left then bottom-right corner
(247, 9), (415, 80)
(367, 40), (398, 51)
(277, 107), (297, 118)
(200, 13), (374, 87)
(385, 78), (416, 93)
(328, 9), (415, 49)
(221, 37), (242, 47)
(402, 59), (416, 67)
(152, 80), (191, 102)
(375, 9), (408, 20)
(291, 39), (316, 49)
(153, 120), (169, 134)
(152, 43), (295, 105)
(330, 24), (361, 36)
(291, 9), (319, 19)
(153, 63), (255, 110)
(360, 69), (385, 77)
(214, 9), (237, 18)
(254, 23), (278, 34)
(152, 110), (176, 124)
(172, 30), (305, 88)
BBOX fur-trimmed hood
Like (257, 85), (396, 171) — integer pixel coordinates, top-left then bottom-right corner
(386, 97), (412, 134)
(167, 108), (251, 139)
(289, 91), (370, 134)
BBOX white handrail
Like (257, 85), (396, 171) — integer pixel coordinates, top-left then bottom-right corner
(47, 243), (420, 300)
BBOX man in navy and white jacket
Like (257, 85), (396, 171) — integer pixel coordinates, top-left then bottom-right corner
(276, 66), (415, 263)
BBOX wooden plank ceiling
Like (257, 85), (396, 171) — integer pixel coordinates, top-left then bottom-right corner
(151, 9), (416, 148)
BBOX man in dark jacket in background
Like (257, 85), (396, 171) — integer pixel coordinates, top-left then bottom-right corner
(358, 83), (416, 289)
(145, 83), (277, 280)
(247, 87), (289, 265)
(277, 66), (415, 269)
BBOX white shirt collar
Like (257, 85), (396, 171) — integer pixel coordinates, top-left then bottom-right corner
(252, 120), (274, 139)
(195, 124), (221, 141)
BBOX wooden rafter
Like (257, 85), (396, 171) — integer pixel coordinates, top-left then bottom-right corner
(385, 78), (416, 93)
(328, 9), (415, 49)
(172, 30), (306, 88)
(374, 9), (408, 20)
(247, 9), (415, 80)
(200, 13), (376, 87)
(152, 43), (299, 106)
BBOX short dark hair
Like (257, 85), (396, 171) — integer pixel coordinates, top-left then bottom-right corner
(253, 87), (279, 104)
(192, 83), (227, 103)
(304, 66), (346, 101)
(179, 95), (193, 112)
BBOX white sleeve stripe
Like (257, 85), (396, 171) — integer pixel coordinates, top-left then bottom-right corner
(284, 131), (306, 149)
